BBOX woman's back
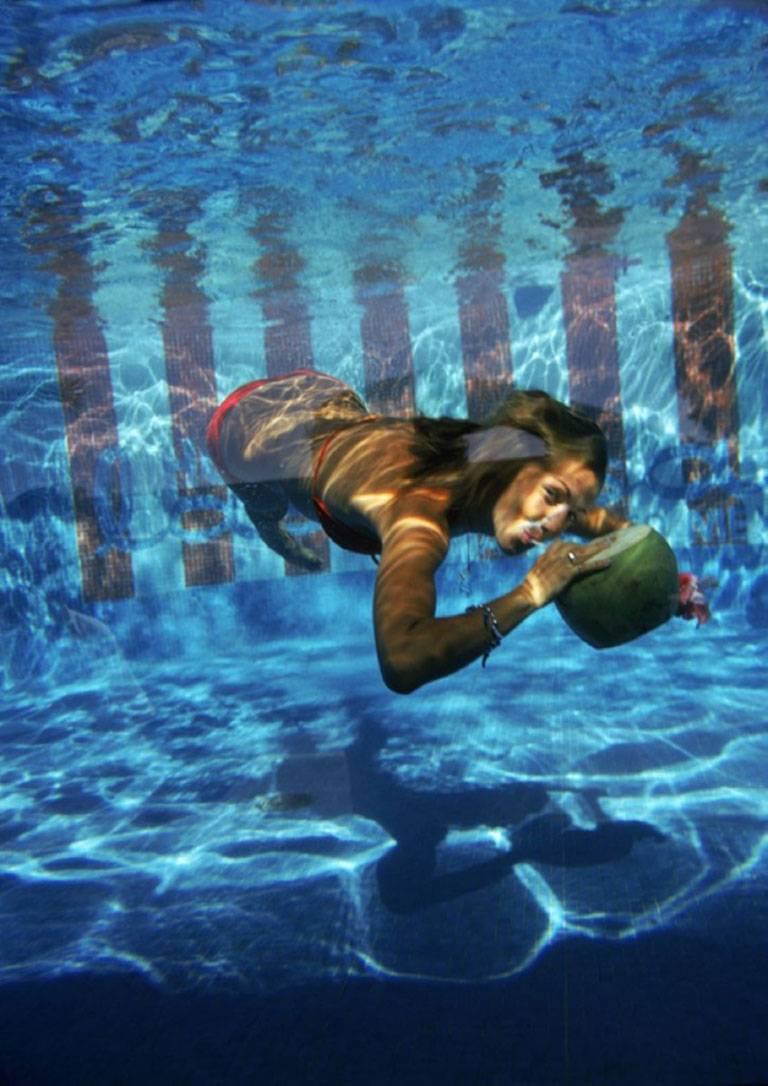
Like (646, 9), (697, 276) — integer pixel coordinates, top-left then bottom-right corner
(207, 368), (431, 552)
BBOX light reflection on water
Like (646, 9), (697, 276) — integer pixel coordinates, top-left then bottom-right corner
(1, 0), (767, 1002)
(1, 575), (766, 988)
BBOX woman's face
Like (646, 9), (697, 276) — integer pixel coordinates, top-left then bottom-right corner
(492, 459), (601, 554)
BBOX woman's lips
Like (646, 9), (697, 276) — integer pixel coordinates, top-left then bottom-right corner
(520, 525), (544, 547)
(501, 523), (546, 554)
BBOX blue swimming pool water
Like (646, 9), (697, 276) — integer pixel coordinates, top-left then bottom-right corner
(1, 2), (768, 1083)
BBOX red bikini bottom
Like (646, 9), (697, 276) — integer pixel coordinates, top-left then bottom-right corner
(206, 370), (381, 557)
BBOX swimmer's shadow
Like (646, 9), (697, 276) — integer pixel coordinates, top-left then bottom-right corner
(272, 721), (665, 916)
(341, 721), (665, 916)
(376, 810), (665, 915)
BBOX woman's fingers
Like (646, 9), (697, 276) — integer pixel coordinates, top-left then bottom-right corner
(568, 537), (612, 573)
(522, 539), (612, 609)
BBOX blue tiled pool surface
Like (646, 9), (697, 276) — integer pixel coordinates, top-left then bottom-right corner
(1, 2), (767, 1082)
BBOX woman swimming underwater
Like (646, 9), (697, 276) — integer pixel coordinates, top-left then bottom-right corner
(207, 369), (629, 693)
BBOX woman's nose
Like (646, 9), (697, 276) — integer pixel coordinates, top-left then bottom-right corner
(542, 504), (569, 535)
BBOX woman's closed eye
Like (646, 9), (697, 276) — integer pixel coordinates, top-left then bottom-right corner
(544, 485), (566, 505)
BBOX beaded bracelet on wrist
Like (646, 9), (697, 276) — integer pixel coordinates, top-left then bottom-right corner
(466, 604), (503, 667)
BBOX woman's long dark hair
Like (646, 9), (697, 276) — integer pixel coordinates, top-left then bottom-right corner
(408, 389), (608, 518)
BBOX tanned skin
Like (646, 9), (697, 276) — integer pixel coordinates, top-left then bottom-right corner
(237, 410), (628, 694)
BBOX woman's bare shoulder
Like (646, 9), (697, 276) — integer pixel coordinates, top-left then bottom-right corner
(375, 484), (452, 558)
(323, 419), (453, 552)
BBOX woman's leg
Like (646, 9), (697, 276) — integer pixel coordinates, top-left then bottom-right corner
(229, 482), (323, 571)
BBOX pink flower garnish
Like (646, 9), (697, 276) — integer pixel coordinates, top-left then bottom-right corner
(677, 572), (710, 626)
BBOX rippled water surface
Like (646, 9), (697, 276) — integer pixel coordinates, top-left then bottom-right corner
(1, 1), (767, 1082)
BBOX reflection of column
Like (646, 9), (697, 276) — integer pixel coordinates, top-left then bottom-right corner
(541, 154), (628, 511)
(147, 192), (234, 587)
(25, 186), (134, 603)
(257, 249), (315, 379)
(456, 259), (513, 421)
(455, 170), (513, 421)
(251, 213), (329, 574)
(666, 205), (743, 544)
(355, 263), (416, 416)
(561, 251), (628, 512)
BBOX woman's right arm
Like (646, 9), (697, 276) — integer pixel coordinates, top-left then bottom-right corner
(373, 523), (535, 694)
(373, 498), (609, 694)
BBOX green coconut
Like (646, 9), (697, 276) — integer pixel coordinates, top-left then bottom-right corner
(555, 524), (679, 649)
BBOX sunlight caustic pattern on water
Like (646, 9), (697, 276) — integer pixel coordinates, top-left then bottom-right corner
(1, 0), (767, 987)
(1, 592), (766, 986)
